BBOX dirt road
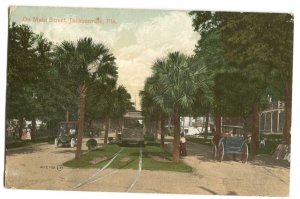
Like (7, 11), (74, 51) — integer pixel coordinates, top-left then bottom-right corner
(4, 138), (290, 196)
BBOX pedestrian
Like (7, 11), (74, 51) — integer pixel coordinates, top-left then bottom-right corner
(180, 132), (187, 156)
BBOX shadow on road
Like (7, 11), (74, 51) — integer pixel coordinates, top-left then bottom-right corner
(5, 146), (44, 156)
(248, 155), (290, 168)
(198, 186), (218, 195)
(52, 149), (77, 154)
(227, 191), (238, 195)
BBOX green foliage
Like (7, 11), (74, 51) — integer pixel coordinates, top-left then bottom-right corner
(140, 89), (164, 122)
(7, 23), (54, 121)
(214, 72), (262, 117)
(141, 51), (212, 161)
(192, 29), (228, 117)
(86, 84), (134, 123)
(190, 11), (293, 120)
(86, 138), (98, 150)
(54, 38), (117, 87)
(145, 52), (211, 116)
(191, 11), (293, 98)
(53, 37), (118, 104)
(7, 22), (133, 146)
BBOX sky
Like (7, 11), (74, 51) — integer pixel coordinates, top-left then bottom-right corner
(9, 6), (200, 110)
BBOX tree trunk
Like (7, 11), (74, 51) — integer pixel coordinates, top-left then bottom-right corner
(149, 121), (156, 138)
(75, 84), (87, 159)
(283, 81), (292, 145)
(204, 112), (209, 140)
(19, 117), (25, 139)
(104, 117), (109, 144)
(160, 116), (165, 148)
(31, 118), (37, 140)
(213, 116), (222, 145)
(173, 107), (181, 163)
(250, 103), (259, 156)
(213, 86), (222, 144)
(66, 110), (69, 122)
(168, 117), (172, 135)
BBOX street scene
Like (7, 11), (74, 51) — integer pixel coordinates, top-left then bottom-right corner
(5, 6), (293, 197)
(5, 135), (289, 196)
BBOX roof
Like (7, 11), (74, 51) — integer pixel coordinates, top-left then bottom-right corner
(123, 111), (144, 119)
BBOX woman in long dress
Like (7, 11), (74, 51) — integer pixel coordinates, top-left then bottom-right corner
(180, 132), (187, 156)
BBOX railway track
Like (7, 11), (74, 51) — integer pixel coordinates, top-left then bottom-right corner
(71, 146), (143, 192)
(71, 147), (124, 190)
(127, 147), (143, 192)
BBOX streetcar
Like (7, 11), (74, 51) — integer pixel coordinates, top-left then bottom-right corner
(121, 111), (144, 146)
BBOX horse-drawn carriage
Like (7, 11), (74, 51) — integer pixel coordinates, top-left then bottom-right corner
(212, 125), (251, 163)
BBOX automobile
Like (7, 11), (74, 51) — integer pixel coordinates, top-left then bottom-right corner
(54, 121), (78, 148)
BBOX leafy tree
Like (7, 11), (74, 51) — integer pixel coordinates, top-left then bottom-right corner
(7, 22), (38, 126)
(191, 85), (214, 140)
(220, 13), (293, 145)
(7, 23), (54, 139)
(190, 11), (294, 155)
(86, 83), (133, 144)
(108, 86), (135, 142)
(192, 28), (232, 141)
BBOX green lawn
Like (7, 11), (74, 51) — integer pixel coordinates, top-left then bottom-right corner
(63, 144), (192, 172)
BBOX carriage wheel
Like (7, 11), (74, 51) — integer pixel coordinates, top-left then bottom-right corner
(218, 142), (224, 162)
(212, 144), (217, 160)
(240, 143), (248, 163)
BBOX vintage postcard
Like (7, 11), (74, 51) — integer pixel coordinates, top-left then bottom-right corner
(4, 5), (293, 197)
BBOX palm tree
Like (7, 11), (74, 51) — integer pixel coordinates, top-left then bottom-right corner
(54, 37), (117, 159)
(146, 52), (211, 162)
